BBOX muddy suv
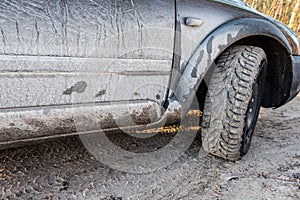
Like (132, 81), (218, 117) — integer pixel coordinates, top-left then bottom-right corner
(0, 0), (300, 161)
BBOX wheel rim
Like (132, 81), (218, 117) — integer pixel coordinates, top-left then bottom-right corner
(246, 83), (259, 134)
(241, 82), (260, 155)
(241, 62), (266, 156)
(246, 82), (259, 133)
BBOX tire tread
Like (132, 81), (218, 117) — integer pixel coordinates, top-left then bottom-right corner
(201, 45), (266, 161)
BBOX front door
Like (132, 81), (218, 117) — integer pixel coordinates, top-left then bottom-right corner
(0, 0), (175, 109)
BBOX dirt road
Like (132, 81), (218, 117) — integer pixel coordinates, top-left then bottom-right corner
(1, 96), (300, 199)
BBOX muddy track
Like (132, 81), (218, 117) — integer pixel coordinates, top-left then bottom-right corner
(1, 96), (300, 199)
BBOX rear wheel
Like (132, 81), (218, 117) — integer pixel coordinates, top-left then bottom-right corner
(201, 45), (267, 161)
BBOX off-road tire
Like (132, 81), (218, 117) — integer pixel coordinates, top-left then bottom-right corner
(201, 45), (267, 161)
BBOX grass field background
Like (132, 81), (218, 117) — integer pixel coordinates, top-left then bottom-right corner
(245, 0), (300, 35)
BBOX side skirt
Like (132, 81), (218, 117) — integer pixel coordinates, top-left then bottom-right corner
(0, 100), (171, 149)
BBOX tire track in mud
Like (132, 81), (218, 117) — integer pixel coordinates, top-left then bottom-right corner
(0, 133), (218, 199)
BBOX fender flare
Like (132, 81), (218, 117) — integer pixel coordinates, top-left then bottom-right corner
(170, 18), (293, 112)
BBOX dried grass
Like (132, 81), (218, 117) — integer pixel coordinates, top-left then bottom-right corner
(245, 0), (300, 35)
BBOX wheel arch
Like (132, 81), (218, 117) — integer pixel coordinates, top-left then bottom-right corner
(171, 18), (294, 112)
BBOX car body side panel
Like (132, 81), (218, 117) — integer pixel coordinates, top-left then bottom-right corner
(168, 0), (238, 96)
(176, 0), (236, 72)
(0, 0), (175, 109)
(175, 0), (296, 74)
